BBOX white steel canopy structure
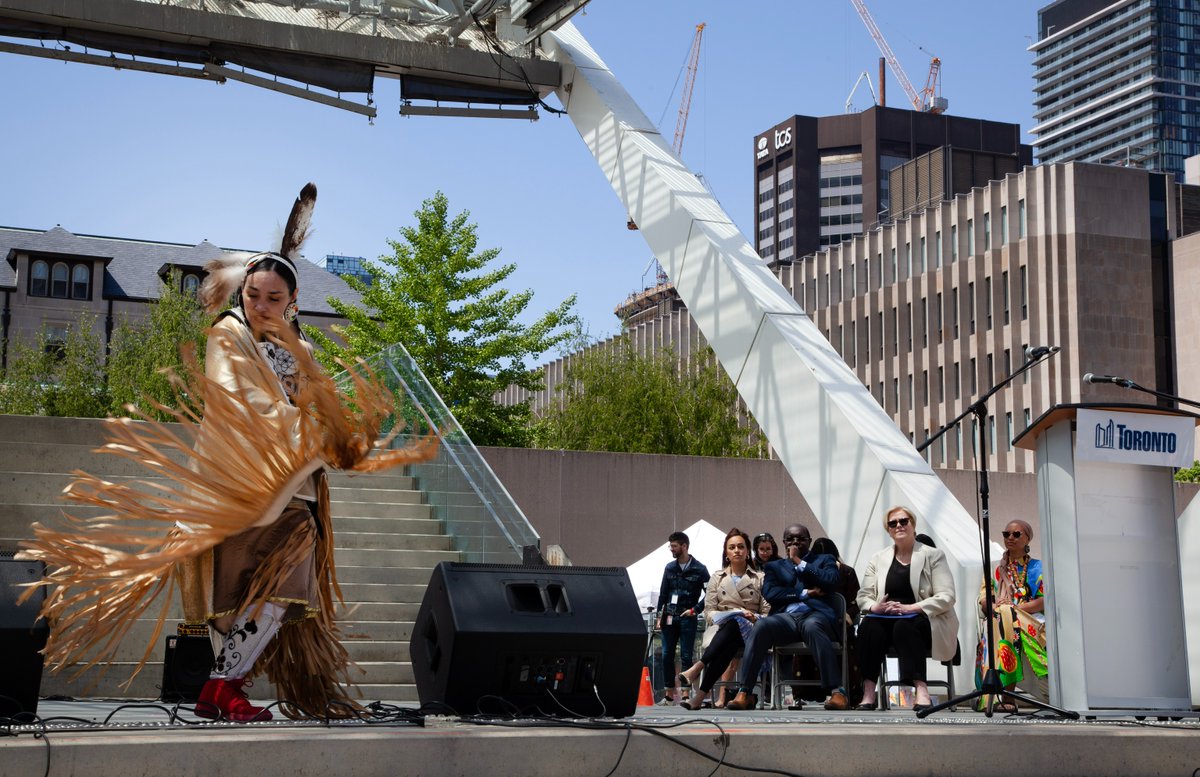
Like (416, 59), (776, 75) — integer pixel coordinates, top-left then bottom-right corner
(544, 24), (980, 668)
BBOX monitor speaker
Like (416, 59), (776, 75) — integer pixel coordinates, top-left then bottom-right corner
(410, 562), (646, 718)
(0, 552), (48, 720)
(161, 626), (214, 703)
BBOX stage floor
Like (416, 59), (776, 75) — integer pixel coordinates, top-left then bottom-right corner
(3, 698), (1199, 777)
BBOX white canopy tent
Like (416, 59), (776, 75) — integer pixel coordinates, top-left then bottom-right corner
(625, 520), (728, 615)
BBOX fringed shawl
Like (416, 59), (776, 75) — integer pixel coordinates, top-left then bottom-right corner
(19, 318), (436, 717)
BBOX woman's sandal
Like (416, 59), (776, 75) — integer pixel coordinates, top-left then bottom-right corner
(994, 701), (1019, 714)
(855, 700), (878, 711)
(676, 672), (692, 688)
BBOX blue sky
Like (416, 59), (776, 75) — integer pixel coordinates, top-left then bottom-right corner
(0, 1), (1045, 351)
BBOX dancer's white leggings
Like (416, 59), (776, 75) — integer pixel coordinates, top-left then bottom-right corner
(210, 602), (285, 680)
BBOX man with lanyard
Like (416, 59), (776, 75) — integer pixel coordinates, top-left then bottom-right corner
(726, 523), (849, 711)
(655, 531), (710, 704)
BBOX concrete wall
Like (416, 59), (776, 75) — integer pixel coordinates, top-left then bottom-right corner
(2, 413), (1196, 588)
(483, 446), (1199, 570)
(481, 447), (810, 568)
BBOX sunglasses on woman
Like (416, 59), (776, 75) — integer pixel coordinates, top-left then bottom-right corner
(887, 517), (910, 529)
(754, 533), (774, 543)
(1001, 530), (1023, 538)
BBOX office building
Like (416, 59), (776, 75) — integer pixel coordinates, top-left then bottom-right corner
(511, 162), (1195, 474)
(887, 147), (1026, 223)
(1031, 0), (1200, 181)
(779, 161), (1179, 473)
(324, 254), (373, 286)
(753, 106), (1030, 262)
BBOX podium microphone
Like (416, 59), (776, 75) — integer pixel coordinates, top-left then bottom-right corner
(1024, 345), (1060, 360)
(1082, 373), (1133, 388)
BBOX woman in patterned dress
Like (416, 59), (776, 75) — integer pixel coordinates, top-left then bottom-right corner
(976, 518), (1049, 710)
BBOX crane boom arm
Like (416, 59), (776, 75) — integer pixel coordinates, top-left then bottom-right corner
(672, 22), (705, 156)
(849, 0), (922, 111)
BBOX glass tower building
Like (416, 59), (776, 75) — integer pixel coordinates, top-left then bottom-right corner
(324, 254), (372, 286)
(1030, 0), (1200, 181)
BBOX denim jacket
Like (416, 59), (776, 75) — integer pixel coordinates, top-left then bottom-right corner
(656, 558), (711, 616)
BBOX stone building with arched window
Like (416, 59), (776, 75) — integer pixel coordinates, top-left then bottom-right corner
(0, 225), (361, 369)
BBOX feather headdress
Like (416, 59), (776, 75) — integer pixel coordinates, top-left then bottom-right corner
(197, 182), (317, 314)
(281, 182), (316, 261)
(197, 255), (244, 315)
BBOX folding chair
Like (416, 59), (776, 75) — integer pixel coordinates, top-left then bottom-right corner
(877, 640), (961, 710)
(768, 593), (849, 710)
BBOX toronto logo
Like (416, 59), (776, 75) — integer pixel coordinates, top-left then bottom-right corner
(1094, 418), (1177, 453)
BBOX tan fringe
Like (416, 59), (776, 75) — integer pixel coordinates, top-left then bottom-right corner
(18, 329), (438, 706)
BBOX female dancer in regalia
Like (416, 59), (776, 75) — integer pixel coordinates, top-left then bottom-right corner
(21, 184), (434, 720)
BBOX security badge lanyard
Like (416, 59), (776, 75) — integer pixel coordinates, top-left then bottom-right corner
(666, 592), (679, 625)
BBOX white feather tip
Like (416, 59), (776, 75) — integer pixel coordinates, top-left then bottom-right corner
(198, 255), (248, 314)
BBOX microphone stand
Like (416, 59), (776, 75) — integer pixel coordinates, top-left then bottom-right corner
(1090, 377), (1200, 412)
(913, 350), (1078, 720)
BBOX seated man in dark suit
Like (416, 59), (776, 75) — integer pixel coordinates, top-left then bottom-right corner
(726, 523), (849, 711)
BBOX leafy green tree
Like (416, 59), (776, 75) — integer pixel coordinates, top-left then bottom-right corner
(54, 316), (109, 418)
(1176, 460), (1200, 483)
(306, 191), (578, 447)
(532, 339), (764, 457)
(107, 273), (210, 421)
(0, 331), (55, 415)
(0, 314), (107, 417)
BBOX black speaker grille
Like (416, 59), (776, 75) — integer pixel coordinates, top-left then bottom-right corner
(0, 555), (48, 718)
(410, 561), (646, 718)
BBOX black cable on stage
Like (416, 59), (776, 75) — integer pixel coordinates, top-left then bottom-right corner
(1, 715), (54, 777)
(601, 726), (632, 777)
(540, 684), (608, 720)
(442, 683), (795, 776)
(101, 702), (196, 726)
(416, 699), (461, 719)
(22, 716), (100, 727)
(36, 719), (50, 777)
(458, 712), (805, 777)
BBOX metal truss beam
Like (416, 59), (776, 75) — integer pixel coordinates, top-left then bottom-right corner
(0, 0), (561, 93)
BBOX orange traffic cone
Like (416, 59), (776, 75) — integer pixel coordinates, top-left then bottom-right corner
(637, 666), (655, 708)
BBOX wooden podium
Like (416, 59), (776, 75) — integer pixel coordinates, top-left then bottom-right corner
(1013, 403), (1197, 712)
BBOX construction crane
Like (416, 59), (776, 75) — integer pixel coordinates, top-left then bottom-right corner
(849, 0), (947, 114)
(628, 22), (705, 230)
(672, 22), (705, 157)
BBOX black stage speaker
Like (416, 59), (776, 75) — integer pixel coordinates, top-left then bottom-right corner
(410, 562), (646, 718)
(161, 625), (214, 703)
(0, 552), (48, 720)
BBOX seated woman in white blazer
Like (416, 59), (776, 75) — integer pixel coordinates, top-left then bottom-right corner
(855, 506), (958, 713)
